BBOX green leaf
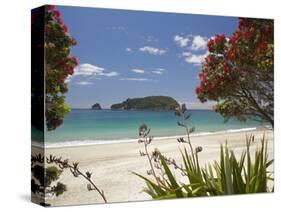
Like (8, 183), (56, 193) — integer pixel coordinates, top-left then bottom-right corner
(132, 172), (167, 197)
(159, 154), (184, 198)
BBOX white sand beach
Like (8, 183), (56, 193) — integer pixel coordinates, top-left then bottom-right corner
(32, 129), (274, 206)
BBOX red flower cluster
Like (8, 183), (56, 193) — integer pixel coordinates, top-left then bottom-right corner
(53, 10), (61, 18)
(47, 5), (55, 10)
(226, 49), (236, 60)
(229, 32), (241, 45)
(215, 34), (226, 44)
(195, 82), (205, 94)
(238, 18), (244, 29)
(207, 34), (226, 53)
(198, 72), (206, 81)
(46, 5), (79, 84)
(205, 55), (214, 64)
(46, 6), (65, 31)
(243, 29), (254, 40)
(58, 56), (78, 83)
(205, 83), (213, 92)
(72, 56), (79, 66)
(263, 26), (272, 40)
(224, 65), (230, 72)
(207, 39), (215, 52)
(43, 5), (79, 131)
(195, 17), (273, 115)
(238, 18), (254, 31)
(195, 86), (201, 94)
(62, 24), (68, 33)
(256, 41), (267, 51)
(196, 73), (213, 94)
(64, 60), (76, 76)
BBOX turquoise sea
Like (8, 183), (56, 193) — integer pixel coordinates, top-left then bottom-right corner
(41, 109), (268, 147)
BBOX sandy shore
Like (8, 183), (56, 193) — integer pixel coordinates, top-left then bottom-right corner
(32, 129), (274, 206)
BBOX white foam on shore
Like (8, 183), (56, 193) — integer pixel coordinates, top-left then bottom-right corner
(31, 127), (266, 149)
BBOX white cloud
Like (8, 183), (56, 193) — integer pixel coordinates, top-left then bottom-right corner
(155, 68), (165, 71)
(139, 46), (166, 55)
(75, 81), (93, 85)
(99, 71), (119, 77)
(65, 75), (72, 83)
(74, 63), (104, 76)
(151, 68), (165, 75)
(174, 35), (190, 47)
(126, 48), (132, 52)
(70, 63), (119, 85)
(152, 71), (163, 75)
(191, 35), (208, 51)
(119, 78), (149, 81)
(182, 52), (192, 57)
(131, 69), (145, 74)
(74, 63), (119, 78)
(182, 51), (208, 65)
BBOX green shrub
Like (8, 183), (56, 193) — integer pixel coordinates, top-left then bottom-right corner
(135, 133), (273, 199)
(134, 105), (273, 199)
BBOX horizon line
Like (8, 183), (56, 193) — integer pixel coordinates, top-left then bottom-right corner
(71, 108), (213, 111)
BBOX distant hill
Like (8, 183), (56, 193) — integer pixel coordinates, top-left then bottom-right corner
(91, 103), (102, 110)
(111, 96), (179, 111)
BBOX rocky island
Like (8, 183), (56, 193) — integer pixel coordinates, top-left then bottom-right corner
(91, 103), (102, 110)
(111, 96), (179, 111)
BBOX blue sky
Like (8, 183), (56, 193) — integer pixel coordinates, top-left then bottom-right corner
(57, 6), (238, 109)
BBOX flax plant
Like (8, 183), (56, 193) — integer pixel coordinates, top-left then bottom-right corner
(134, 105), (273, 199)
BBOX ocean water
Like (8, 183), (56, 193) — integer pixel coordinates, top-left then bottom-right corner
(42, 109), (268, 147)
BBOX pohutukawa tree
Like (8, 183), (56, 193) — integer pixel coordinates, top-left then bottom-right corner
(45, 6), (78, 130)
(196, 18), (273, 127)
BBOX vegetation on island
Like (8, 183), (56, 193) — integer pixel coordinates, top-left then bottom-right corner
(92, 103), (102, 110)
(134, 104), (273, 199)
(196, 18), (273, 127)
(111, 96), (180, 111)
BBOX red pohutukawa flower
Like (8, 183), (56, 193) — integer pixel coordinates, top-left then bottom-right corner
(199, 72), (206, 81)
(195, 18), (273, 127)
(205, 55), (215, 64)
(207, 39), (215, 52)
(226, 49), (235, 60)
(224, 65), (230, 72)
(243, 29), (254, 40)
(229, 33), (241, 45)
(57, 17), (63, 25)
(53, 10), (61, 18)
(47, 5), (55, 10)
(62, 25), (68, 33)
(215, 34), (226, 44)
(195, 87), (199, 94)
(72, 56), (79, 66)
(42, 6), (79, 131)
(256, 41), (267, 51)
